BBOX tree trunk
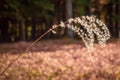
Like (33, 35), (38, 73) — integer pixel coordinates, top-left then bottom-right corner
(19, 18), (26, 41)
(114, 0), (119, 38)
(0, 17), (9, 42)
(31, 17), (36, 40)
(54, 0), (64, 38)
(65, 0), (74, 39)
(106, 2), (114, 37)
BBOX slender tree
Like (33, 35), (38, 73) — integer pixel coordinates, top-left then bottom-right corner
(114, 0), (119, 38)
(65, 0), (74, 38)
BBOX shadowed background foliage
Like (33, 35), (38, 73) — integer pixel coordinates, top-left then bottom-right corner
(0, 0), (119, 42)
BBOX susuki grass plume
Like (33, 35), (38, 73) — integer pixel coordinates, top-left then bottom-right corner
(52, 15), (110, 52)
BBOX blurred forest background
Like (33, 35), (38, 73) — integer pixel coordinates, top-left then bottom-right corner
(0, 0), (120, 79)
(0, 0), (119, 42)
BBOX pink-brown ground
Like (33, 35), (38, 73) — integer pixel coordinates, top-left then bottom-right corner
(0, 39), (120, 80)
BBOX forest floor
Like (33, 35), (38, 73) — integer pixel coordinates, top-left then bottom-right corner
(0, 39), (120, 80)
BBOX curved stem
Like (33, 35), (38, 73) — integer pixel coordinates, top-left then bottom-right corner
(0, 26), (58, 76)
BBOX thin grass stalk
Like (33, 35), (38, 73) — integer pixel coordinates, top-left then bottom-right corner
(0, 26), (58, 76)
